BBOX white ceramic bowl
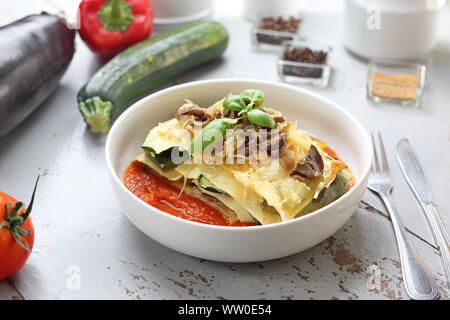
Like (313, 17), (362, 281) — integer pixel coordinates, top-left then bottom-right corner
(105, 79), (372, 262)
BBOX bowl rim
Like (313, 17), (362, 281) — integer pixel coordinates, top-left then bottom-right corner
(105, 78), (372, 232)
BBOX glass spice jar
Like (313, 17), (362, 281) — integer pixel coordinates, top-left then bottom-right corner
(366, 61), (426, 107)
(251, 14), (301, 51)
(277, 41), (332, 88)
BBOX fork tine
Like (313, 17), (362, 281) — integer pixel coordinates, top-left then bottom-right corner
(378, 132), (390, 172)
(371, 132), (380, 172)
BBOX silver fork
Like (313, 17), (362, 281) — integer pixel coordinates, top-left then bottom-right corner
(367, 132), (438, 300)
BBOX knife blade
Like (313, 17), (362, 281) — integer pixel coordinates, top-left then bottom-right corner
(396, 138), (450, 287)
(396, 138), (433, 203)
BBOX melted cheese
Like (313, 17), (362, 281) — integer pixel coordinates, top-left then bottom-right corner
(134, 153), (241, 224)
(137, 103), (348, 225)
(199, 189), (255, 223)
(134, 152), (183, 181)
(141, 118), (189, 153)
(175, 164), (281, 225)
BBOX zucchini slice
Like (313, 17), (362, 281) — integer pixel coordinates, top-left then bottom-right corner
(142, 146), (188, 171)
(297, 172), (350, 216)
(198, 175), (226, 194)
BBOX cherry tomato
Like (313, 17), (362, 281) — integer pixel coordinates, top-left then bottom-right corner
(0, 178), (38, 280)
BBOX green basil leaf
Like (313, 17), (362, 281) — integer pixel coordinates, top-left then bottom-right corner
(240, 89), (264, 108)
(223, 94), (246, 112)
(190, 118), (238, 154)
(237, 105), (252, 116)
(247, 109), (276, 129)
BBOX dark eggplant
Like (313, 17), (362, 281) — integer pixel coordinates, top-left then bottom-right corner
(0, 13), (75, 138)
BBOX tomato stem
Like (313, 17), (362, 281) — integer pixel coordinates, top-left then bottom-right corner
(19, 175), (39, 221)
(0, 220), (9, 230)
(0, 176), (40, 251)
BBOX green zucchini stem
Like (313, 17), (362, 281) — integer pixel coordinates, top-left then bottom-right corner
(79, 97), (113, 134)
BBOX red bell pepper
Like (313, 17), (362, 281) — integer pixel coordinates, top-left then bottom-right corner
(78, 0), (154, 58)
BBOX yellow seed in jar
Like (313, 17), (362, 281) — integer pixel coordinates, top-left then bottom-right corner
(371, 72), (419, 101)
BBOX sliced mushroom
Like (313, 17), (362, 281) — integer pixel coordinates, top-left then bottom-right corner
(222, 109), (239, 119)
(201, 111), (222, 127)
(291, 145), (324, 181)
(266, 131), (286, 156)
(175, 103), (207, 121)
(261, 107), (286, 123)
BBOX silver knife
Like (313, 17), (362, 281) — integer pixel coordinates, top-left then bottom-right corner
(396, 138), (450, 287)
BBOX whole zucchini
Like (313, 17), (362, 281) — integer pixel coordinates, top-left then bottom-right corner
(0, 13), (75, 138)
(78, 20), (229, 134)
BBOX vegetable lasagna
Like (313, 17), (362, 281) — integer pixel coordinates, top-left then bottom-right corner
(124, 89), (354, 226)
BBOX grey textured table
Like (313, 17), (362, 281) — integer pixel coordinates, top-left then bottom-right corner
(0, 0), (449, 300)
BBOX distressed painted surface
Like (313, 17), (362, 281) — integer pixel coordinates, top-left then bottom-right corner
(0, 0), (449, 300)
(0, 281), (22, 300)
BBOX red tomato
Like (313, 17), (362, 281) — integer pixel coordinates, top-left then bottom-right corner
(0, 179), (38, 280)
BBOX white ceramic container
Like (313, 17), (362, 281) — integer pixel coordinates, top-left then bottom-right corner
(150, 0), (213, 25)
(105, 79), (372, 262)
(343, 0), (446, 60)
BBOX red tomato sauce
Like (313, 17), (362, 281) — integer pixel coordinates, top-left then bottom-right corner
(123, 161), (255, 227)
(311, 137), (356, 190)
(123, 139), (354, 226)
